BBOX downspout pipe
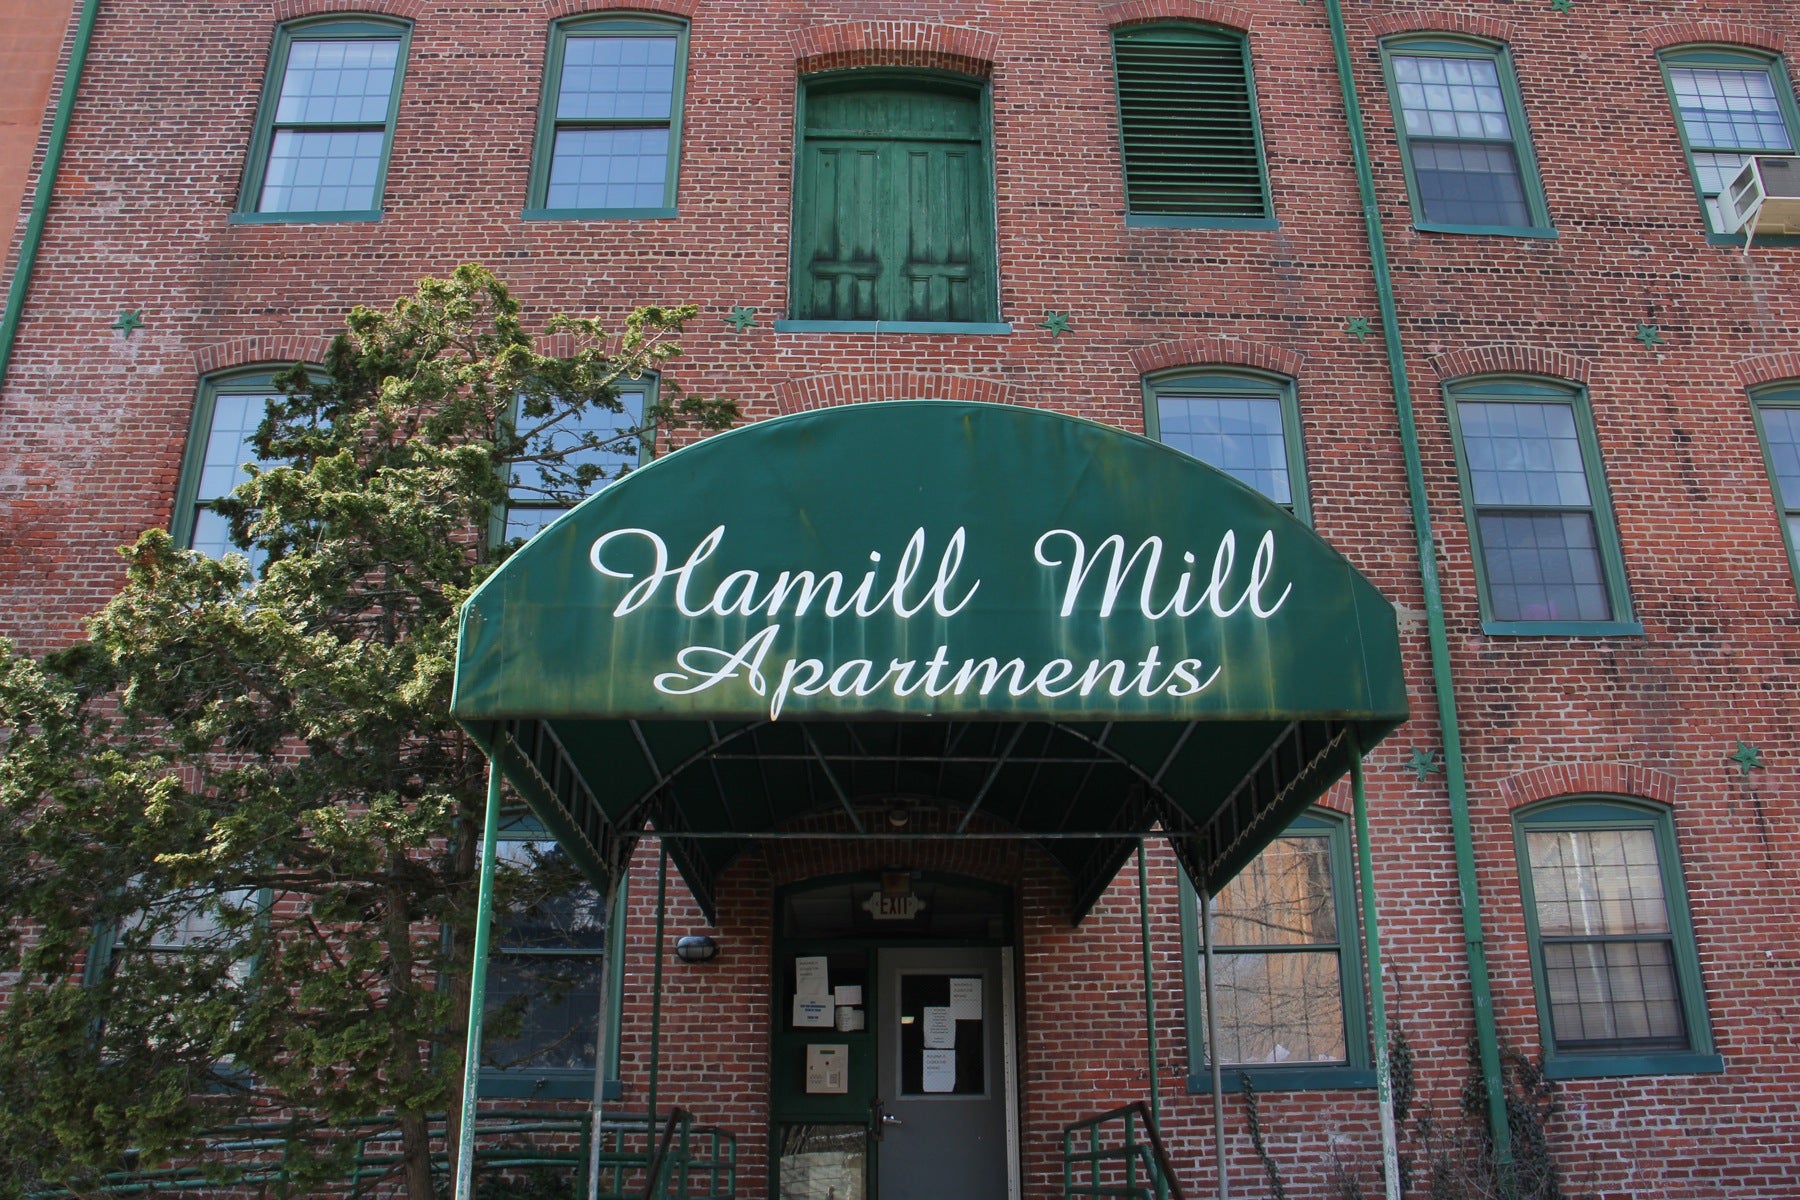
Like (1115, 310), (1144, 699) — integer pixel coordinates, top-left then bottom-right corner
(1350, 737), (1400, 1200)
(0, 0), (102, 389)
(1320, 0), (1513, 1168)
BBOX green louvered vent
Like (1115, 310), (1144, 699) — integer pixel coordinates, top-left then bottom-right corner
(1114, 26), (1270, 219)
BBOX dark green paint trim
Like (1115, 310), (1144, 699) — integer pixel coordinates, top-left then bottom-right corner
(1542, 1052), (1723, 1080)
(1656, 46), (1800, 238)
(1443, 377), (1637, 630)
(1126, 215), (1280, 230)
(235, 16), (412, 221)
(1377, 36), (1556, 237)
(1513, 797), (1717, 1077)
(0, 0), (100, 390)
(1186, 1068), (1375, 1094)
(771, 320), (1013, 334)
(525, 15), (689, 217)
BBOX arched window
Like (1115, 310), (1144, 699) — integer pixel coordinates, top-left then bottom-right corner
(1750, 380), (1800, 593)
(783, 72), (1001, 331)
(1110, 23), (1275, 228)
(236, 16), (411, 221)
(1143, 368), (1309, 523)
(525, 14), (690, 218)
(1378, 36), (1554, 236)
(1513, 797), (1720, 1078)
(173, 369), (296, 566)
(501, 374), (655, 542)
(1442, 376), (1638, 634)
(1658, 46), (1800, 238)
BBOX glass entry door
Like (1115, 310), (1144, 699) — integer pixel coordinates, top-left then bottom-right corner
(874, 947), (1010, 1200)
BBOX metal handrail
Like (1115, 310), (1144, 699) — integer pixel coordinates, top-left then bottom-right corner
(1062, 1101), (1187, 1200)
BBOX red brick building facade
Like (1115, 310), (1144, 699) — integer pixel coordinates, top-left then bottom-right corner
(4, 1), (1800, 1197)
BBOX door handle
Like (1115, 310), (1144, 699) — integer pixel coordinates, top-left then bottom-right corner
(881, 1113), (903, 1126)
(870, 1097), (902, 1141)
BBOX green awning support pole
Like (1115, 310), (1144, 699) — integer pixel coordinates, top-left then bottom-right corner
(585, 875), (618, 1200)
(0, 0), (101, 389)
(1200, 884), (1228, 1200)
(1134, 839), (1162, 1186)
(1322, 0), (1512, 1169)
(452, 760), (506, 1200)
(1351, 738), (1401, 1200)
(646, 843), (669, 1130)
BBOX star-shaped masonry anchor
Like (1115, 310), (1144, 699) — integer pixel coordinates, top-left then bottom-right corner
(1040, 311), (1071, 337)
(1404, 746), (1444, 781)
(1634, 323), (1664, 348)
(1345, 316), (1372, 342)
(1550, 0), (1575, 14)
(1729, 740), (1765, 776)
(112, 309), (144, 337)
(725, 306), (757, 332)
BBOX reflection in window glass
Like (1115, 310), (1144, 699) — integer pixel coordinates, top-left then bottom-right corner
(1392, 54), (1530, 227)
(1201, 833), (1347, 1066)
(1758, 403), (1800, 550)
(257, 37), (401, 213)
(1154, 394), (1291, 506)
(505, 388), (646, 540)
(1668, 66), (1793, 232)
(485, 839), (607, 1073)
(189, 389), (284, 567)
(544, 32), (680, 211)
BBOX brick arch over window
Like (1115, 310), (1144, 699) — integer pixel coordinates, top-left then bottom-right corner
(1427, 344), (1594, 386)
(1497, 763), (1680, 812)
(271, 0), (424, 22)
(1129, 337), (1304, 380)
(774, 372), (1015, 415)
(1644, 21), (1786, 55)
(1367, 11), (1514, 44)
(543, 0), (699, 19)
(193, 336), (335, 376)
(1098, 0), (1256, 34)
(1734, 353), (1800, 390)
(791, 21), (999, 78)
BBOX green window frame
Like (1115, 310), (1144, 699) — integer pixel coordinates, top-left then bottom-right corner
(1658, 47), (1800, 243)
(778, 71), (1007, 334)
(524, 15), (689, 220)
(1379, 37), (1555, 238)
(234, 17), (410, 223)
(1180, 811), (1371, 1093)
(1443, 377), (1640, 636)
(479, 824), (625, 1100)
(1143, 369), (1308, 524)
(500, 377), (654, 543)
(173, 370), (293, 566)
(1513, 797), (1721, 1080)
(1750, 382), (1800, 595)
(1111, 23), (1275, 229)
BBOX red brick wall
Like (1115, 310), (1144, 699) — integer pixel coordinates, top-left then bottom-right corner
(4, 1), (1800, 1196)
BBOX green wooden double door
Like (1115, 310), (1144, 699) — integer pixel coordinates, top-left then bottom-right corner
(794, 81), (997, 325)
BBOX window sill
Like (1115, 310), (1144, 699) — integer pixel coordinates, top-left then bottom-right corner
(480, 1073), (623, 1100)
(1706, 229), (1800, 247)
(1187, 1067), (1373, 1094)
(1480, 619), (1644, 637)
(229, 210), (382, 225)
(522, 206), (678, 221)
(1542, 1051), (1722, 1080)
(1127, 214), (1278, 230)
(773, 320), (1012, 335)
(1413, 221), (1558, 239)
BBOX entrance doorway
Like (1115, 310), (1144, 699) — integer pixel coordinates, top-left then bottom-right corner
(771, 875), (1017, 1200)
(874, 947), (1010, 1200)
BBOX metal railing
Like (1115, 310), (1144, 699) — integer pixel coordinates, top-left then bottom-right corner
(1063, 1102), (1187, 1200)
(26, 1108), (736, 1200)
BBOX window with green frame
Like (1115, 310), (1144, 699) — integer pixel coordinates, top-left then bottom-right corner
(1659, 47), (1800, 239)
(1513, 798), (1721, 1079)
(781, 72), (1003, 332)
(236, 17), (410, 221)
(503, 380), (651, 541)
(1111, 23), (1274, 228)
(1751, 382), (1800, 592)
(173, 370), (292, 567)
(525, 15), (688, 218)
(1444, 378), (1638, 635)
(480, 827), (623, 1099)
(1181, 811), (1370, 1092)
(1380, 37), (1554, 237)
(1143, 370), (1308, 523)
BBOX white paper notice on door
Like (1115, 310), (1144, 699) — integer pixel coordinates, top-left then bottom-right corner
(948, 977), (982, 1019)
(794, 956), (830, 997)
(793, 996), (835, 1028)
(922, 1005), (955, 1049)
(921, 1049), (956, 1093)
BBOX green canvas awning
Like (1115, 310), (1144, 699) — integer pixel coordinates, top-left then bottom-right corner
(452, 400), (1408, 920)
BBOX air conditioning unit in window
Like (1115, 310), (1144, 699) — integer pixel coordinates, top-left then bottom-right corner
(1720, 155), (1800, 240)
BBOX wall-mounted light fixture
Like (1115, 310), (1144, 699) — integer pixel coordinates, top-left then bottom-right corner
(674, 934), (719, 963)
